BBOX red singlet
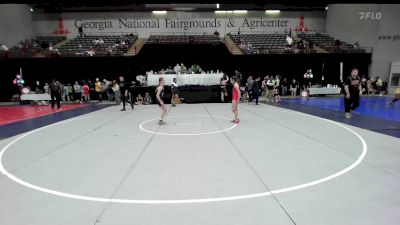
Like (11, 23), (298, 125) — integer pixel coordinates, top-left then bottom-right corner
(232, 83), (239, 101)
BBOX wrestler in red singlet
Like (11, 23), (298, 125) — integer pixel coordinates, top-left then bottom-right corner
(230, 77), (240, 124)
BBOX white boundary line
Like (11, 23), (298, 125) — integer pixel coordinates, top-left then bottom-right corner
(0, 109), (367, 204)
(139, 115), (237, 136)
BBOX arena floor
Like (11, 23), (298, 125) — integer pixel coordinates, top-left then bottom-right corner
(0, 103), (399, 225)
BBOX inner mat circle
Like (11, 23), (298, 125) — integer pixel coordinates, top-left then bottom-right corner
(139, 115), (237, 136)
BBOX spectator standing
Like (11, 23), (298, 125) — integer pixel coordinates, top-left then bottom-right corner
(87, 79), (95, 100)
(174, 63), (181, 74)
(43, 83), (49, 94)
(290, 79), (298, 97)
(235, 70), (243, 85)
(266, 76), (275, 102)
(282, 78), (288, 96)
(95, 78), (102, 102)
(73, 81), (82, 103)
(274, 75), (281, 102)
(62, 84), (69, 102)
(107, 81), (114, 102)
(180, 63), (187, 74)
(375, 76), (383, 96)
(250, 76), (260, 105)
(66, 83), (74, 101)
(78, 25), (84, 37)
(246, 76), (254, 102)
(34, 81), (43, 93)
(113, 80), (120, 104)
(261, 76), (268, 99)
(219, 77), (228, 102)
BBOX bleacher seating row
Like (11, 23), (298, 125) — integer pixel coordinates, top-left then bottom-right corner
(5, 36), (66, 58)
(147, 35), (221, 44)
(1, 33), (368, 59)
(229, 34), (287, 54)
(298, 33), (366, 53)
(58, 35), (137, 56)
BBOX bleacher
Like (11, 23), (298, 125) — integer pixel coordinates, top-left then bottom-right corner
(229, 34), (287, 54)
(298, 33), (366, 53)
(147, 35), (221, 44)
(36, 36), (66, 45)
(58, 34), (137, 56)
(6, 36), (66, 58)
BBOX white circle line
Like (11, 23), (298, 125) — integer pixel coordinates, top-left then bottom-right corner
(139, 115), (237, 136)
(0, 109), (367, 204)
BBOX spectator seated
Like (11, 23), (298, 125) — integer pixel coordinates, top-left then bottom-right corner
(298, 33), (366, 53)
(58, 34), (137, 57)
(229, 33), (287, 54)
(7, 36), (66, 58)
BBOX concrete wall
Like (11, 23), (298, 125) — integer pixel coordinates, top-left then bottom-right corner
(0, 4), (35, 47)
(326, 4), (400, 81)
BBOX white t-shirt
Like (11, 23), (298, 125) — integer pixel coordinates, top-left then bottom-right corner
(74, 84), (82, 93)
(174, 65), (181, 74)
(286, 37), (293, 45)
(172, 81), (179, 88)
(87, 50), (95, 56)
(1, 44), (9, 51)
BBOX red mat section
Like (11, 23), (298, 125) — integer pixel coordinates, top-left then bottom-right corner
(0, 105), (88, 126)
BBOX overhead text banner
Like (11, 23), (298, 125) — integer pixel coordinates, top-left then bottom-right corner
(33, 11), (326, 37)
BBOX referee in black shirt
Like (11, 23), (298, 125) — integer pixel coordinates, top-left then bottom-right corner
(118, 76), (133, 111)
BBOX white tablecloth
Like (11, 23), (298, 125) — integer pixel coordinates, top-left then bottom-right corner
(20, 93), (51, 101)
(147, 74), (223, 86)
(308, 87), (341, 95)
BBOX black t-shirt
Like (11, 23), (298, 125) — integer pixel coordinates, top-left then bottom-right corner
(50, 82), (61, 93)
(119, 81), (127, 93)
(252, 81), (260, 93)
(345, 76), (361, 93)
(88, 82), (94, 91)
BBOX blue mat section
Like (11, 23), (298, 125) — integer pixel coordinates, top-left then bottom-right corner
(0, 104), (112, 140)
(286, 96), (400, 122)
(273, 97), (400, 138)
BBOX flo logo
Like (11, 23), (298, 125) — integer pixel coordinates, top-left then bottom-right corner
(359, 12), (382, 20)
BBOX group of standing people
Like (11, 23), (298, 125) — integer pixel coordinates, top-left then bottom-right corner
(239, 75), (299, 104)
(35, 76), (136, 111)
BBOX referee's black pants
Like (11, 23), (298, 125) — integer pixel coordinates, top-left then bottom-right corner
(344, 92), (360, 113)
(51, 91), (61, 109)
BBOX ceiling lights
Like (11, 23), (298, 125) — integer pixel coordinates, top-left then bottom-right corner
(152, 10), (167, 14)
(266, 10), (281, 14)
(215, 10), (247, 14)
